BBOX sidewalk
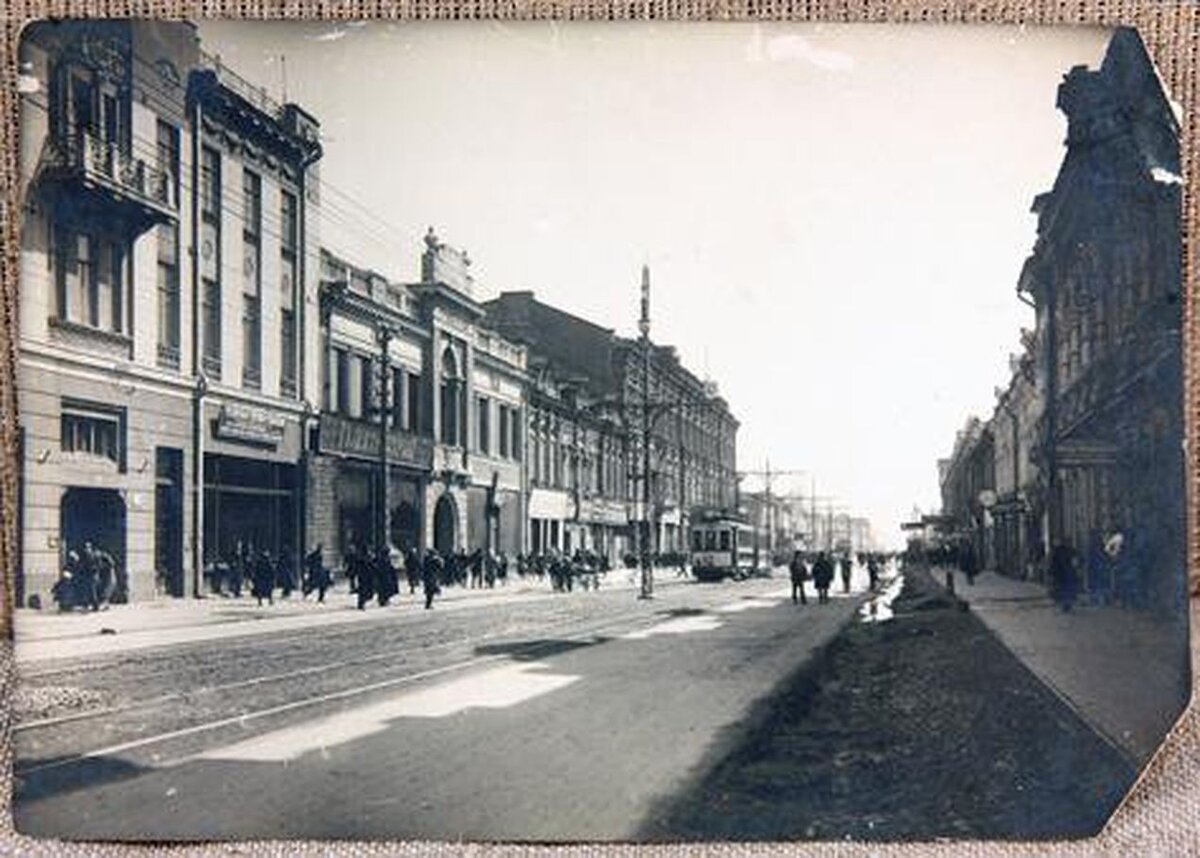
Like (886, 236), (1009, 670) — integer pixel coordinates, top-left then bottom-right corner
(929, 565), (1192, 765)
(14, 569), (700, 665)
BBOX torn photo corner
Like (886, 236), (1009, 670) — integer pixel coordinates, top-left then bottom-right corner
(9, 19), (1191, 843)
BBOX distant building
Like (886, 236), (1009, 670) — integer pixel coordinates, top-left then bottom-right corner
(989, 343), (1043, 580)
(484, 285), (739, 558)
(1018, 27), (1184, 611)
(938, 417), (995, 566)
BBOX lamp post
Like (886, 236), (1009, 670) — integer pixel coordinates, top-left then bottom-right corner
(639, 264), (653, 599)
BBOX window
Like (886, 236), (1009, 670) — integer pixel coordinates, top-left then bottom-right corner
(61, 403), (123, 467)
(392, 367), (405, 428)
(359, 355), (375, 421)
(334, 348), (351, 415)
(511, 408), (522, 462)
(156, 223), (180, 367)
(54, 227), (127, 335)
(242, 170), (262, 389)
(407, 371), (421, 434)
(719, 531), (731, 551)
(477, 396), (490, 454)
(280, 189), (298, 397)
(498, 406), (510, 458)
(155, 120), (179, 204)
(200, 147), (221, 223)
(200, 147), (221, 375)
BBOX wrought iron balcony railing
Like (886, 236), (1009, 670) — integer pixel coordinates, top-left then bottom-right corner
(43, 130), (178, 217)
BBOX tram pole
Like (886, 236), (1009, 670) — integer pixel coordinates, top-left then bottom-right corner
(639, 265), (654, 600)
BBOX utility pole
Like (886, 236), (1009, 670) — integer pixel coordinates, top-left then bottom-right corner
(377, 324), (393, 551)
(639, 264), (653, 600)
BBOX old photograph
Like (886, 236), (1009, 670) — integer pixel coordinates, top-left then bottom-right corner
(9, 20), (1191, 841)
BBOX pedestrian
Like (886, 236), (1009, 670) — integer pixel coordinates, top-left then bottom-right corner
(355, 549), (376, 610)
(422, 550), (443, 609)
(229, 543), (246, 598)
(374, 546), (398, 607)
(405, 547), (421, 594)
(812, 551), (835, 604)
(839, 554), (853, 594)
(276, 549), (296, 598)
(961, 543), (978, 586)
(344, 541), (360, 594)
(1050, 542), (1078, 612)
(252, 549), (274, 606)
(303, 544), (331, 602)
(789, 550), (809, 605)
(867, 555), (880, 592)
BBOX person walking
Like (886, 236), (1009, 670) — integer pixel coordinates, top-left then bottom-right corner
(867, 555), (880, 592)
(405, 547), (421, 595)
(422, 550), (443, 609)
(374, 545), (398, 607)
(812, 552), (835, 604)
(961, 542), (978, 586)
(839, 554), (853, 593)
(789, 550), (809, 605)
(1050, 543), (1079, 613)
(252, 549), (274, 606)
(303, 544), (331, 603)
(355, 548), (377, 610)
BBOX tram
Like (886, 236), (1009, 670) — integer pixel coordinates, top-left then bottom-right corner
(688, 515), (765, 582)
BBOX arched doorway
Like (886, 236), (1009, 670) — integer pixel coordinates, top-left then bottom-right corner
(61, 487), (127, 599)
(390, 501), (418, 552)
(433, 494), (457, 555)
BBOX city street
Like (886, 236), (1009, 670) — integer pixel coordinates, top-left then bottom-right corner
(14, 571), (879, 841)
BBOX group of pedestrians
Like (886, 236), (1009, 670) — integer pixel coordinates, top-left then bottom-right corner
(513, 549), (611, 593)
(205, 543), (301, 606)
(788, 551), (887, 606)
(52, 541), (126, 611)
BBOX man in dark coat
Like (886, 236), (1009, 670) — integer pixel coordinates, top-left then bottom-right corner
(839, 555), (853, 594)
(252, 550), (275, 606)
(812, 552), (835, 604)
(355, 549), (376, 610)
(303, 544), (331, 602)
(422, 550), (443, 609)
(789, 551), (809, 605)
(1050, 543), (1078, 613)
(405, 547), (421, 594)
(375, 546), (398, 607)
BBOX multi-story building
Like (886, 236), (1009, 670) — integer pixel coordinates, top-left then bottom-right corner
(484, 280), (738, 560)
(1018, 27), (1184, 611)
(310, 249), (433, 568)
(938, 416), (996, 566)
(16, 21), (322, 605)
(989, 343), (1043, 579)
(311, 232), (527, 568)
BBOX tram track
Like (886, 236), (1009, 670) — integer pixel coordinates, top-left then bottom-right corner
(14, 581), (771, 778)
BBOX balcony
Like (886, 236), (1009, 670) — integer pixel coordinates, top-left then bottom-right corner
(38, 131), (178, 232)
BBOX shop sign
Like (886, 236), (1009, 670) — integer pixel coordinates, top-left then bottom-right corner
(215, 405), (287, 447)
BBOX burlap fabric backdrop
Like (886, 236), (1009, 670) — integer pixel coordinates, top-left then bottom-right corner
(0, 2), (1197, 855)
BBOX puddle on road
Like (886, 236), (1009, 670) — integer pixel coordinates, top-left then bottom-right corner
(859, 574), (905, 624)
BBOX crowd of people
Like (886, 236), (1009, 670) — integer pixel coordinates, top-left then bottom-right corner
(787, 550), (890, 606)
(190, 542), (624, 612)
(51, 541), (126, 611)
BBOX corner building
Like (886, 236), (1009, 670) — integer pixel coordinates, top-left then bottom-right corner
(15, 21), (322, 605)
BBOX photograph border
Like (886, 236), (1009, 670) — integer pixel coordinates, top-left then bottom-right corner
(1, 1), (1198, 853)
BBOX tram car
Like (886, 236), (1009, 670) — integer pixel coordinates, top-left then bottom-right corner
(688, 516), (765, 582)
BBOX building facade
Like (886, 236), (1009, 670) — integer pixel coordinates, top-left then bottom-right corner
(484, 285), (739, 561)
(311, 232), (527, 570)
(1019, 28), (1184, 611)
(16, 20), (322, 605)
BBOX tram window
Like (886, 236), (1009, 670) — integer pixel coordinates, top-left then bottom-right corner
(719, 531), (731, 551)
(691, 531), (703, 551)
(705, 530), (718, 550)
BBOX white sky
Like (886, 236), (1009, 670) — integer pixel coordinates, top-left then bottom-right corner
(199, 21), (1112, 547)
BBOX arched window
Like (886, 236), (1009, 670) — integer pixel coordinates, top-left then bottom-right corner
(439, 346), (463, 446)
